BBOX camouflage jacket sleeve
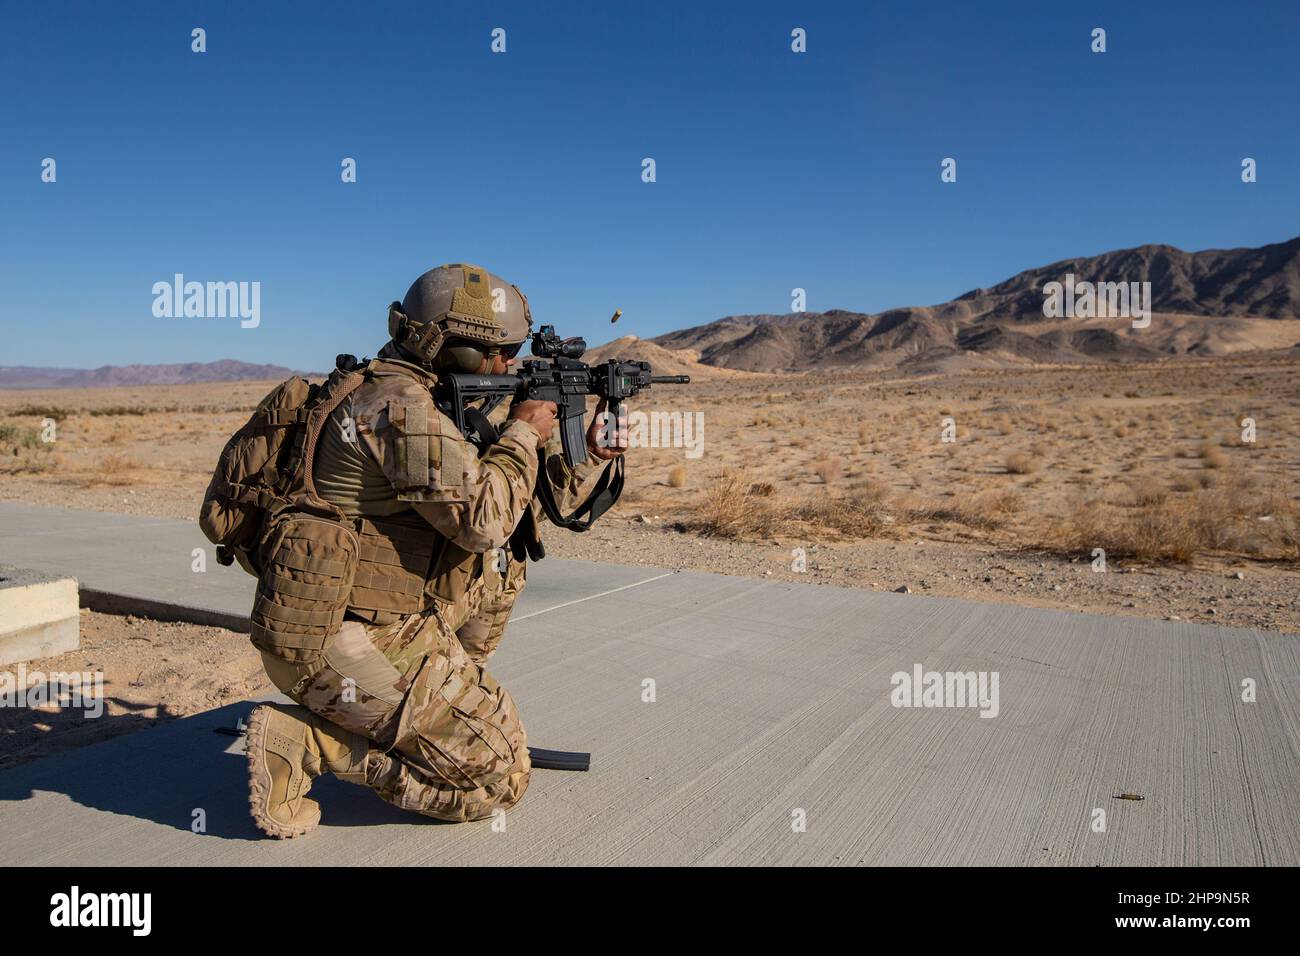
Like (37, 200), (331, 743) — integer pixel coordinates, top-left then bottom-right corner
(357, 377), (540, 553)
(483, 398), (612, 526)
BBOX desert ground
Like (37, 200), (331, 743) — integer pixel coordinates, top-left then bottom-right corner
(2, 354), (1297, 762)
(1, 353), (1296, 626)
(0, 610), (261, 769)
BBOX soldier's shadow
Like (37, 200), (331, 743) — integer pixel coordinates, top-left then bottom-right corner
(0, 699), (429, 846)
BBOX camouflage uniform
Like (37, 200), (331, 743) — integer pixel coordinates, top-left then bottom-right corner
(258, 345), (540, 822)
(449, 402), (602, 665)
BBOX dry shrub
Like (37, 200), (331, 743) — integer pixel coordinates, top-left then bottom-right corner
(690, 470), (896, 540)
(83, 451), (140, 487)
(1050, 479), (1295, 563)
(1257, 489), (1300, 561)
(10, 405), (73, 422)
(666, 465), (687, 488)
(812, 456), (841, 484)
(1199, 441), (1228, 469)
(1005, 451), (1043, 475)
(905, 496), (1003, 532)
(3, 446), (62, 475)
(1127, 475), (1169, 506)
(978, 490), (1022, 515)
(849, 477), (891, 505)
(691, 471), (769, 538)
(1053, 497), (1200, 562)
(786, 491), (891, 536)
(0, 424), (42, 450)
(89, 406), (148, 417)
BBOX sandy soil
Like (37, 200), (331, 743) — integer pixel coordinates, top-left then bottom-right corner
(0, 610), (268, 769)
(1, 354), (1297, 636)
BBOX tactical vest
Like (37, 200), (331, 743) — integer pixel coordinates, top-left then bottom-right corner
(316, 359), (486, 631)
(202, 356), (485, 664)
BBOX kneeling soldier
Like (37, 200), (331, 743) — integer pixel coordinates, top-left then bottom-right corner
(242, 262), (610, 835)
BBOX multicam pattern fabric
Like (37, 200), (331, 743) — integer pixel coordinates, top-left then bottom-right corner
(256, 347), (612, 822)
(454, 550), (528, 664)
(264, 608), (529, 822)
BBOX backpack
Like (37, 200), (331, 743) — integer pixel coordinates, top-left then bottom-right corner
(199, 359), (368, 663)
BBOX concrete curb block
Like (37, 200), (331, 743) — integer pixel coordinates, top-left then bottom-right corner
(0, 567), (81, 665)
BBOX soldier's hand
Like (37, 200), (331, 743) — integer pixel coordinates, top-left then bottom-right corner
(510, 399), (558, 447)
(587, 399), (628, 461)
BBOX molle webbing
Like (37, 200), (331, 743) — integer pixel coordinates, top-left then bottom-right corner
(348, 514), (443, 619)
(250, 513), (360, 664)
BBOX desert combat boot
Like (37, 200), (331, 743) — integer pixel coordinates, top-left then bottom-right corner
(245, 703), (370, 838)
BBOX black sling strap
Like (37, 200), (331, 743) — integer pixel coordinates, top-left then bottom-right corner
(533, 450), (623, 533)
(461, 406), (624, 548)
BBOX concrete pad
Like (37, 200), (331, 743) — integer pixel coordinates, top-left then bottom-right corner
(0, 567), (79, 665)
(0, 559), (1296, 866)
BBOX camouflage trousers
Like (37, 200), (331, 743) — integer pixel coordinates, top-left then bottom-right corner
(260, 598), (528, 823)
(453, 548), (527, 665)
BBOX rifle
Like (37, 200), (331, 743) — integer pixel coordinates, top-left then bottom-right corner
(434, 324), (689, 537)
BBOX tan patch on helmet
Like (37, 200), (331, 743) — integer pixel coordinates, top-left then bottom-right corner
(450, 265), (493, 321)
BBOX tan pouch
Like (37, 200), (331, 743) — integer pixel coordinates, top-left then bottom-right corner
(250, 511), (359, 665)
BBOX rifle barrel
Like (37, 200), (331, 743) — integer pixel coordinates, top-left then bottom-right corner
(651, 375), (690, 384)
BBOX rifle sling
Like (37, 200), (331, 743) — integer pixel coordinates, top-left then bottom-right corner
(534, 451), (623, 533)
(462, 405), (620, 548)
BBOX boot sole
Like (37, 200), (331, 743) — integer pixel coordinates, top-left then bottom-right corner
(246, 704), (319, 839)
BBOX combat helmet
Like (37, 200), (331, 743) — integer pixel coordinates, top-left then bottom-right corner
(388, 263), (532, 373)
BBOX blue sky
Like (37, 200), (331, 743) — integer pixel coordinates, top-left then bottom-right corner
(2, 0), (1297, 370)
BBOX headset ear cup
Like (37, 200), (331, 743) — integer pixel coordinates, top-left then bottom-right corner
(387, 301), (409, 340)
(436, 343), (490, 373)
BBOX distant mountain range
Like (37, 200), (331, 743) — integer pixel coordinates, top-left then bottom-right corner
(650, 236), (1300, 372)
(0, 360), (312, 390)
(6, 238), (1298, 387)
